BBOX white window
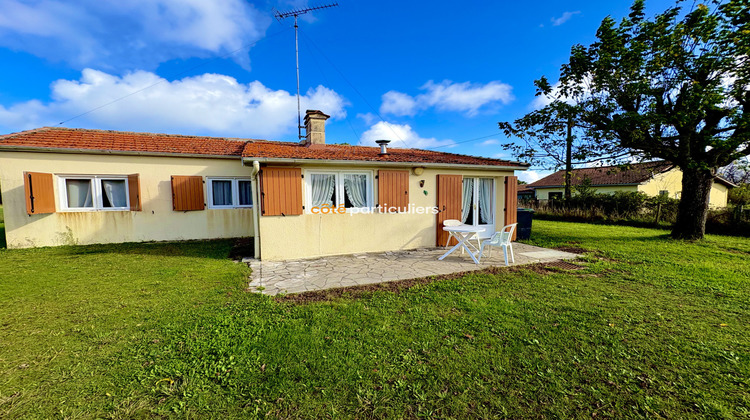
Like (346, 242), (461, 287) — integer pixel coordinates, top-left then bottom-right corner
(207, 178), (253, 208)
(59, 176), (129, 211)
(306, 170), (373, 211)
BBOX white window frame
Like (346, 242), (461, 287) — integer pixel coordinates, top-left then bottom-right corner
(304, 170), (374, 213)
(207, 177), (254, 209)
(463, 177), (497, 234)
(58, 175), (130, 212)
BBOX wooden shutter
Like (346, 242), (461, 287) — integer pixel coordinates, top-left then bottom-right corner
(504, 175), (518, 240)
(24, 172), (55, 215)
(171, 176), (205, 211)
(128, 174), (141, 211)
(260, 167), (302, 216)
(378, 170), (409, 212)
(436, 174), (462, 246)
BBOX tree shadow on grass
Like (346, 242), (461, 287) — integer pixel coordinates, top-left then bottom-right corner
(59, 238), (250, 260)
(0, 225), (6, 249)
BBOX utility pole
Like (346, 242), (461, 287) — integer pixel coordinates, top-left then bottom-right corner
(274, 3), (338, 140)
(565, 113), (573, 201)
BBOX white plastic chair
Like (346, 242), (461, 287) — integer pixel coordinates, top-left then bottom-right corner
(477, 223), (517, 266)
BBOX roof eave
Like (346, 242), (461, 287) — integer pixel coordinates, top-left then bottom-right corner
(242, 156), (528, 171)
(529, 183), (643, 189)
(0, 145), (241, 159)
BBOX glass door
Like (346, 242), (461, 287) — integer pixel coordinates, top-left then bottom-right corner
(461, 177), (495, 238)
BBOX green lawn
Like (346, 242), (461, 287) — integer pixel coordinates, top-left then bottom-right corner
(0, 221), (748, 418)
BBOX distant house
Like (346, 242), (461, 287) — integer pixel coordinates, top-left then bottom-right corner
(525, 161), (734, 207)
(0, 110), (529, 259)
(518, 184), (534, 201)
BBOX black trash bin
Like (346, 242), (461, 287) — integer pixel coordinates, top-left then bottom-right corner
(516, 208), (534, 240)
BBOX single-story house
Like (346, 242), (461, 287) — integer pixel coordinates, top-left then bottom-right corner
(0, 110), (529, 260)
(525, 161), (734, 207)
(518, 184), (534, 201)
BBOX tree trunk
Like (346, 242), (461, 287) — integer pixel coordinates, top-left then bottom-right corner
(564, 116), (573, 201)
(671, 168), (714, 240)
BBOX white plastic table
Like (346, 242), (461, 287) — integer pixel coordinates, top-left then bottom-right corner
(438, 224), (485, 264)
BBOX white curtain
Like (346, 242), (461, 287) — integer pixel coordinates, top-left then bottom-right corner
(212, 180), (233, 206)
(102, 179), (127, 208)
(343, 174), (367, 208)
(478, 178), (494, 224)
(238, 181), (253, 206)
(66, 179), (93, 208)
(311, 173), (336, 207)
(461, 178), (473, 224)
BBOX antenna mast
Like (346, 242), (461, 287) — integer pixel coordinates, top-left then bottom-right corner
(274, 3), (338, 140)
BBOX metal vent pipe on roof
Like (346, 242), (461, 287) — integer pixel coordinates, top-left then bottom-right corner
(376, 139), (391, 155)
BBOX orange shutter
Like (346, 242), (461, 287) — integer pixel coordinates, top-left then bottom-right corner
(24, 172), (56, 215)
(171, 176), (205, 211)
(378, 170), (409, 212)
(436, 174), (463, 246)
(260, 167), (302, 216)
(504, 176), (518, 240)
(128, 174), (141, 211)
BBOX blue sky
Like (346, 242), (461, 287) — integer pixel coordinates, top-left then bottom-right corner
(0, 0), (676, 182)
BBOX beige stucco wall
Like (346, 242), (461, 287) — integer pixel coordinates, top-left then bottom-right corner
(637, 168), (682, 198)
(638, 168), (729, 207)
(257, 166), (514, 261)
(0, 151), (255, 248)
(708, 183), (729, 208)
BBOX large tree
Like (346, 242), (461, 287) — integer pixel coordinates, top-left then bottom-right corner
(543, 0), (750, 240)
(499, 100), (628, 200)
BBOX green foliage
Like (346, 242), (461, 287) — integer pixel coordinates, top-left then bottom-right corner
(538, 191), (680, 224)
(547, 0), (750, 239)
(729, 183), (750, 206)
(572, 176), (597, 200)
(499, 101), (625, 170)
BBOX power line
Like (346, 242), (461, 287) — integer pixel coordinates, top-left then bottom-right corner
(298, 28), (411, 148)
(424, 133), (500, 150)
(57, 28), (291, 126)
(300, 35), (361, 141)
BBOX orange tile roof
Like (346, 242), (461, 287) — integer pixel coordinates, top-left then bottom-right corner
(0, 127), (247, 156)
(527, 161), (674, 188)
(0, 127), (528, 168)
(242, 141), (526, 167)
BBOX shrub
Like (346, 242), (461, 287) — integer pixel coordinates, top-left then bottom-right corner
(526, 190), (746, 237)
(729, 184), (750, 207)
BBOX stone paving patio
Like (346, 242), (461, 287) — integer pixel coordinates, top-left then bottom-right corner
(247, 243), (579, 295)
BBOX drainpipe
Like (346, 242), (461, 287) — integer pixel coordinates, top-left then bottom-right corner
(248, 160), (262, 260)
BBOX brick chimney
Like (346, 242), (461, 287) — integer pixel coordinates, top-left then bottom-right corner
(302, 110), (330, 146)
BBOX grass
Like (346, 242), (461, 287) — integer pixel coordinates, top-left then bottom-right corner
(0, 221), (748, 418)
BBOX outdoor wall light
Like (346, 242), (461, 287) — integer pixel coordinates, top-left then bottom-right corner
(413, 167), (425, 176)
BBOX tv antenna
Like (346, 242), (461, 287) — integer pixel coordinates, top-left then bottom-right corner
(274, 3), (339, 140)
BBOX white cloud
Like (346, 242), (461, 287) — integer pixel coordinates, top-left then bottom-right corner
(0, 0), (270, 70)
(359, 121), (454, 149)
(356, 112), (377, 125)
(518, 170), (550, 184)
(380, 91), (419, 116)
(0, 69), (348, 139)
(380, 80), (514, 117)
(551, 11), (580, 26)
(481, 139), (500, 146)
